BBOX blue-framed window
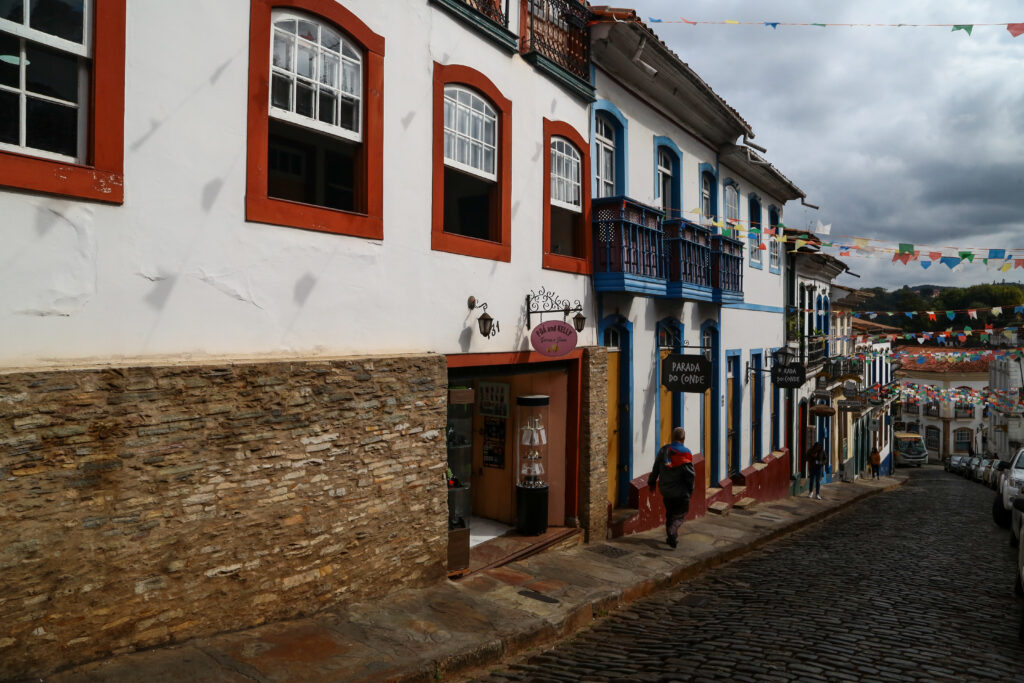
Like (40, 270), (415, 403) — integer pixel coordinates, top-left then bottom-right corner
(751, 350), (763, 462)
(699, 162), (718, 225)
(748, 193), (763, 268)
(592, 101), (627, 198)
(653, 136), (682, 219)
(768, 205), (781, 273)
(723, 178), (739, 225)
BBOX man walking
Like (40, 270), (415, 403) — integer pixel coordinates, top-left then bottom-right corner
(806, 441), (824, 499)
(649, 427), (696, 549)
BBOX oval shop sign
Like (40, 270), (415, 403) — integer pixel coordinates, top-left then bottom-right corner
(530, 320), (578, 357)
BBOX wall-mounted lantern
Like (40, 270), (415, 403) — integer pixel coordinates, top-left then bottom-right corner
(468, 296), (499, 339)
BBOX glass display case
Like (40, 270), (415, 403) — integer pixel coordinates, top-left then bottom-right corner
(446, 389), (474, 573)
(515, 395), (550, 535)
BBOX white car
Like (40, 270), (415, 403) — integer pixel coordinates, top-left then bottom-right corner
(995, 450), (1024, 529)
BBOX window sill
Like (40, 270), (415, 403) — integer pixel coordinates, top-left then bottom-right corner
(429, 0), (518, 54)
(0, 151), (124, 203)
(543, 252), (591, 275)
(246, 195), (382, 239)
(523, 51), (595, 103)
(749, 259), (764, 271)
(432, 229), (510, 262)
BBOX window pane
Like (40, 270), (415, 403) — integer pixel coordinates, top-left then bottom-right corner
(321, 26), (341, 53)
(26, 43), (78, 102)
(0, 89), (17, 143)
(339, 96), (357, 131)
(0, 32), (18, 88)
(26, 95), (76, 155)
(341, 59), (359, 97)
(296, 19), (317, 42)
(483, 118), (494, 145)
(29, 0), (83, 43)
(444, 130), (455, 161)
(296, 43), (314, 79)
(470, 141), (481, 170)
(271, 72), (291, 110)
(456, 106), (468, 135)
(273, 18), (295, 33)
(0, 0), (23, 23)
(444, 99), (454, 130)
(321, 52), (338, 87)
(341, 42), (358, 60)
(456, 135), (468, 165)
(483, 147), (494, 174)
(318, 90), (336, 125)
(295, 79), (313, 117)
(273, 31), (294, 71)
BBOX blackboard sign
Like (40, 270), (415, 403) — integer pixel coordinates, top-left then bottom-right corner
(771, 364), (806, 389)
(661, 354), (712, 393)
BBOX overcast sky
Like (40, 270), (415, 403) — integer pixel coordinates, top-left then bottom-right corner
(624, 1), (1024, 291)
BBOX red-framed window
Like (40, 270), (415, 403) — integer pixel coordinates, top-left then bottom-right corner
(0, 0), (125, 203)
(431, 62), (511, 262)
(542, 118), (590, 274)
(245, 0), (384, 239)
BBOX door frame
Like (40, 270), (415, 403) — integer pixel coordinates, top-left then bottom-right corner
(599, 314), (633, 507)
(656, 317), (685, 444)
(700, 319), (721, 485)
(726, 350), (742, 477)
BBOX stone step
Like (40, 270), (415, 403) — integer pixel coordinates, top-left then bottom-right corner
(708, 501), (731, 515)
(706, 487), (722, 497)
(732, 486), (747, 497)
(733, 497), (757, 509)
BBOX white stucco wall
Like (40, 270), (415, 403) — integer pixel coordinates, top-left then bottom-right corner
(592, 69), (790, 487)
(0, 1), (595, 368)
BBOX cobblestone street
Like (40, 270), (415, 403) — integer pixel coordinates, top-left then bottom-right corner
(476, 468), (1024, 682)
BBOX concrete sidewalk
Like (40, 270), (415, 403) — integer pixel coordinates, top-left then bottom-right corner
(48, 475), (907, 683)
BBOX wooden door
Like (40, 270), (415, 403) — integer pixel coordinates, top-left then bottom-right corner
(727, 358), (737, 476)
(606, 350), (621, 505)
(660, 348), (673, 446)
(703, 388), (712, 488)
(472, 381), (514, 524)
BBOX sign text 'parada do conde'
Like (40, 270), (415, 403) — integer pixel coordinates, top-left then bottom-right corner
(530, 320), (578, 357)
(660, 354), (712, 393)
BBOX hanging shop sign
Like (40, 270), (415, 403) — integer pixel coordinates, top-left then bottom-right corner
(530, 320), (578, 357)
(661, 354), (713, 393)
(870, 418), (881, 431)
(837, 400), (865, 411)
(771, 364), (806, 389)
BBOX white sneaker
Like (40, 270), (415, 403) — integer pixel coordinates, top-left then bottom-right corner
(807, 491), (813, 498)
(816, 493), (822, 500)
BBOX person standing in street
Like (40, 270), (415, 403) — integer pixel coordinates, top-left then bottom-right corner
(870, 447), (881, 479)
(649, 427), (696, 549)
(806, 441), (825, 499)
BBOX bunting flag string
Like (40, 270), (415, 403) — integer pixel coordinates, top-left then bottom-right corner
(642, 17), (1024, 38)
(789, 304), (1024, 323)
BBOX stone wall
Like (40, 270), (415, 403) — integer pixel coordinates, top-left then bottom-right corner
(578, 347), (608, 542)
(0, 354), (448, 678)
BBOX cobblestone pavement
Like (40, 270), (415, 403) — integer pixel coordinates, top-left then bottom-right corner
(475, 468), (1024, 682)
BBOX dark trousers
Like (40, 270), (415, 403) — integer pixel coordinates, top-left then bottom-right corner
(664, 496), (691, 539)
(808, 467), (822, 494)
(871, 464), (880, 479)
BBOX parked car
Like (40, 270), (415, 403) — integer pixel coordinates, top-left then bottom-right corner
(974, 458), (992, 482)
(995, 450), (1024, 528)
(1012, 495), (1024, 549)
(984, 460), (1000, 487)
(893, 432), (928, 467)
(964, 456), (981, 478)
(947, 454), (964, 473)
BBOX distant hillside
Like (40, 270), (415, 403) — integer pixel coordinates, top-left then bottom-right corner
(849, 283), (1024, 332)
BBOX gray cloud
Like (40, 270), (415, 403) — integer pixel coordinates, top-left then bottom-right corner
(629, 0), (1024, 288)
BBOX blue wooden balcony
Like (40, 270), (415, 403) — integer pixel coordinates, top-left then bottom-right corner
(711, 235), (744, 303)
(664, 218), (714, 302)
(592, 196), (667, 296)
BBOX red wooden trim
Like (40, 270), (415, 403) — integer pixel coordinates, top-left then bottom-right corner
(0, 0), (125, 203)
(245, 0), (384, 239)
(446, 349), (583, 368)
(431, 62), (512, 262)
(541, 118), (592, 275)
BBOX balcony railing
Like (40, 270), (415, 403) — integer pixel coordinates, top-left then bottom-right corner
(955, 406), (975, 419)
(712, 235), (744, 302)
(904, 402), (920, 415)
(523, 0), (591, 84)
(806, 337), (827, 367)
(822, 356), (856, 379)
(924, 404), (940, 418)
(456, 0), (509, 26)
(664, 218), (712, 300)
(593, 196), (666, 296)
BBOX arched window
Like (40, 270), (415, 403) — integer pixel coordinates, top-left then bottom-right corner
(724, 183), (739, 223)
(925, 425), (940, 451)
(595, 113), (616, 198)
(768, 206), (781, 272)
(247, 0), (384, 239)
(603, 326), (621, 348)
(748, 194), (763, 266)
(548, 134), (584, 259)
(658, 324), (681, 349)
(443, 85), (497, 180)
(954, 428), (972, 452)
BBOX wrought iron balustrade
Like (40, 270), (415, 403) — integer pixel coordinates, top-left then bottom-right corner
(806, 337), (827, 366)
(524, 0), (590, 81)
(924, 403), (940, 418)
(955, 406), (975, 419)
(663, 219), (712, 289)
(454, 0), (509, 26)
(904, 402), (920, 415)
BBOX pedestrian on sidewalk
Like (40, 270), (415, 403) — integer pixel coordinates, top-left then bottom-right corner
(806, 441), (824, 500)
(870, 447), (881, 479)
(649, 427), (695, 549)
